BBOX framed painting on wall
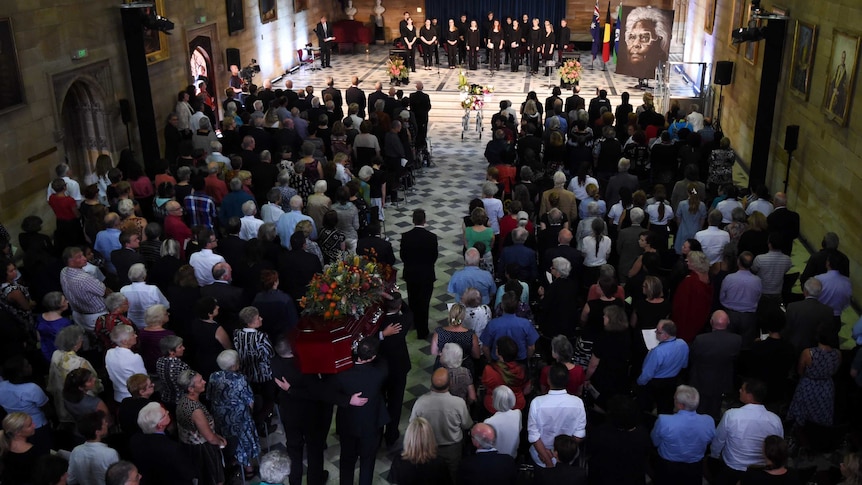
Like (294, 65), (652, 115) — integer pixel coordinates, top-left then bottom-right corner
(226, 0), (245, 35)
(295, 0), (307, 13)
(260, 0), (277, 24)
(0, 18), (25, 114)
(822, 29), (860, 126)
(704, 0), (716, 34)
(789, 21), (817, 100)
(143, 0), (170, 65)
(743, 8), (760, 65)
(728, 0), (745, 52)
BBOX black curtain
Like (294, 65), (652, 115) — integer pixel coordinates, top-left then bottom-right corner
(425, 0), (565, 29)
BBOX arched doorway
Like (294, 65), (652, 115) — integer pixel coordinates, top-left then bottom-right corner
(59, 80), (113, 185)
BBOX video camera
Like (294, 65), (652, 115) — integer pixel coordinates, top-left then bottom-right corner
(240, 59), (261, 83)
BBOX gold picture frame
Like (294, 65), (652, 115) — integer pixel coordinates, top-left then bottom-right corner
(789, 21), (817, 100)
(260, 0), (277, 24)
(704, 0), (716, 34)
(822, 29), (860, 126)
(728, 0), (745, 53)
(144, 0), (170, 65)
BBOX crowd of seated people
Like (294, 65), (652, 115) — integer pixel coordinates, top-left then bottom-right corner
(0, 76), (859, 485)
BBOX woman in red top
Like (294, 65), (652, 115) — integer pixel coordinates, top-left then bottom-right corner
(482, 336), (531, 413)
(539, 335), (585, 395)
(48, 178), (82, 250)
(671, 250), (713, 343)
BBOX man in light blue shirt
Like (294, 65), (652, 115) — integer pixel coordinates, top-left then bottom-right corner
(651, 385), (715, 485)
(480, 292), (539, 361)
(448, 248), (496, 305)
(93, 213), (122, 274)
(711, 379), (783, 484)
(636, 319), (689, 415)
(720, 252), (762, 347)
(275, 195), (317, 249)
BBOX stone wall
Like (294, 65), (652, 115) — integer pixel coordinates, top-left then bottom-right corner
(684, 0), (862, 294)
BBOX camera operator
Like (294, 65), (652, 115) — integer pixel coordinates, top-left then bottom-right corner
(229, 64), (244, 104)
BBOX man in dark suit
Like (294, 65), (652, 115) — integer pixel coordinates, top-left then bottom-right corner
(544, 87), (562, 122)
(272, 337), (367, 485)
(799, 232), (850, 285)
(399, 209), (438, 339)
(587, 89), (612, 128)
(688, 310), (742, 421)
(216, 217), (246, 269)
(541, 229), (583, 285)
(534, 435), (588, 485)
(278, 232), (323, 303)
(367, 82), (387, 118)
(334, 337), (388, 485)
(200, 262), (246, 328)
(322, 76), (344, 119)
(783, 278), (836, 356)
(377, 293), (412, 447)
(345, 76), (367, 118)
(111, 230), (144, 287)
(409, 81), (432, 148)
(356, 224), (395, 265)
(556, 19), (571, 62)
(315, 16), (335, 68)
(564, 85), (586, 114)
(457, 423), (517, 485)
(766, 191), (800, 255)
(130, 402), (197, 485)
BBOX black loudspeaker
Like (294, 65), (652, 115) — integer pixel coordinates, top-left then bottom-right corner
(714, 61), (734, 85)
(784, 125), (799, 151)
(119, 99), (132, 125)
(226, 48), (241, 68)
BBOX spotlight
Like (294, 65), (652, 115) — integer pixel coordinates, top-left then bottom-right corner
(142, 8), (174, 35)
(731, 27), (765, 44)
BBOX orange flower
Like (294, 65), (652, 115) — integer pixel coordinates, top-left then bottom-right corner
(324, 311), (332, 318)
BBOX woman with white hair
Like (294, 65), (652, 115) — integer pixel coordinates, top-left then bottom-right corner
(120, 263), (169, 329)
(306, 179), (331, 231)
(207, 350), (259, 479)
(259, 451), (292, 485)
(177, 369), (227, 485)
(48, 325), (103, 423)
(118, 198), (147, 242)
(480, 181), (504, 235)
(439, 343), (477, 405)
(105, 324), (147, 403)
(137, 304), (175, 372)
(483, 385), (521, 458)
(539, 335), (585, 395)
(460, 287), (492, 341)
(93, 292), (135, 351)
(156, 335), (190, 410)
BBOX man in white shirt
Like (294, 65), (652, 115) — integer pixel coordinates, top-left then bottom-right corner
(261, 188), (285, 224)
(119, 264), (169, 328)
(68, 410), (119, 485)
(527, 363), (587, 468)
(189, 229), (225, 286)
(685, 104), (704, 132)
(695, 209), (730, 265)
(710, 379), (783, 484)
(239, 200), (265, 241)
(105, 324), (147, 403)
(46, 163), (83, 205)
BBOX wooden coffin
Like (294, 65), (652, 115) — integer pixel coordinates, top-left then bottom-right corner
(293, 305), (384, 374)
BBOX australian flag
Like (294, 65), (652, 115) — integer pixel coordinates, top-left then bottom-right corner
(591, 0), (601, 59)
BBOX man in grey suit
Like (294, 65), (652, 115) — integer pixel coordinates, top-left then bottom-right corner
(688, 310), (742, 421)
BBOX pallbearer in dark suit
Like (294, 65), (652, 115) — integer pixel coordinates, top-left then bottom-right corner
(315, 16), (335, 68)
(272, 338), (369, 485)
(766, 192), (800, 255)
(399, 209), (439, 339)
(345, 76), (367, 118)
(377, 293), (412, 447)
(334, 337), (388, 485)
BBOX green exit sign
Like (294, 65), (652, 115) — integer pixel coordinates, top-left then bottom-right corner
(72, 49), (88, 60)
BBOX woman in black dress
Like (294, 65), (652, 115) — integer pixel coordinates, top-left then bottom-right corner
(528, 18), (542, 74)
(542, 23), (556, 76)
(401, 18), (418, 72)
(388, 417), (453, 485)
(445, 19), (459, 68)
(585, 305), (633, 409)
(488, 20), (504, 72)
(509, 19), (521, 71)
(466, 20), (480, 70)
(419, 19), (437, 70)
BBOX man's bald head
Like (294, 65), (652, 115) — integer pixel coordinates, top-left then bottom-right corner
(773, 191), (787, 208)
(558, 229), (573, 245)
(470, 423), (497, 449)
(415, 81), (424, 91)
(710, 310), (730, 330)
(431, 368), (449, 392)
(388, 87), (396, 96)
